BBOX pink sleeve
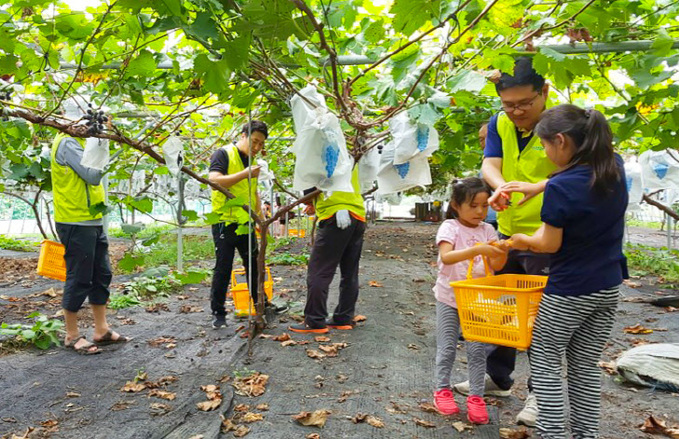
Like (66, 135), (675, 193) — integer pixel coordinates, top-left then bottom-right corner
(485, 224), (498, 243)
(436, 221), (459, 247)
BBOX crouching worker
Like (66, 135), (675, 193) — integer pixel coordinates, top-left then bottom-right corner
(52, 129), (128, 354)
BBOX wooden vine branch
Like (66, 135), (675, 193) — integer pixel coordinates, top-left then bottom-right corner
(349, 0), (474, 87)
(5, 106), (265, 226)
(290, 0), (348, 117)
(372, 0), (501, 127)
(643, 194), (679, 221)
(511, 0), (597, 48)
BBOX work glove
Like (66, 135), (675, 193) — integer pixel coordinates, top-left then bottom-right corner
(335, 209), (351, 230)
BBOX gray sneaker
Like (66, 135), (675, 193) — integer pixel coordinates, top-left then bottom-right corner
(212, 314), (226, 329)
(453, 374), (512, 397)
(516, 394), (538, 427)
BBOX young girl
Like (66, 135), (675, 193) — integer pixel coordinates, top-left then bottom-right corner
(508, 105), (628, 439)
(433, 177), (508, 423)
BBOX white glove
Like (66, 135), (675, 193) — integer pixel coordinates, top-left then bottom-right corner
(335, 209), (351, 230)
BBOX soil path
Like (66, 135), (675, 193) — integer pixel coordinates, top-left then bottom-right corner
(1, 223), (678, 439)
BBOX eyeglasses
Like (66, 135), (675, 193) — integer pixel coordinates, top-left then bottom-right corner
(501, 93), (542, 113)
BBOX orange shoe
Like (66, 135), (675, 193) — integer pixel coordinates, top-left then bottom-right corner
(289, 323), (329, 334)
(434, 388), (460, 415)
(467, 395), (489, 424)
(326, 319), (355, 330)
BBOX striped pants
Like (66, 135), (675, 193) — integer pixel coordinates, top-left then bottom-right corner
(436, 301), (487, 395)
(530, 287), (620, 439)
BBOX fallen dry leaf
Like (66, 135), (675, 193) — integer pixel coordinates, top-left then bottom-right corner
(232, 373), (269, 397)
(196, 399), (222, 411)
(234, 404), (250, 412)
(148, 389), (176, 401)
(273, 333), (291, 342)
(640, 415), (679, 438)
(306, 434), (320, 439)
(387, 401), (409, 414)
(292, 410), (331, 428)
(201, 384), (218, 393)
(622, 296), (647, 303)
(241, 412), (264, 423)
(407, 343), (419, 350)
(624, 279), (642, 288)
(452, 421), (473, 432)
(307, 349), (326, 359)
(336, 374), (348, 383)
(179, 305), (203, 313)
(233, 425), (250, 437)
(353, 315), (367, 323)
(121, 381), (146, 393)
(499, 427), (532, 438)
(148, 336), (176, 347)
(368, 280), (383, 287)
(259, 334), (273, 339)
(281, 340), (297, 347)
(598, 361), (617, 375)
(10, 427), (33, 439)
(66, 392), (80, 398)
(150, 402), (172, 416)
(255, 403), (269, 411)
(314, 336), (330, 342)
(666, 306), (677, 312)
(418, 402), (438, 414)
(221, 416), (237, 432)
(413, 417), (436, 428)
(187, 435), (203, 439)
(40, 419), (58, 431)
(318, 345), (339, 357)
(624, 324), (654, 334)
(111, 400), (135, 411)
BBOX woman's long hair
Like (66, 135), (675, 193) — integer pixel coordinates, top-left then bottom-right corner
(535, 104), (620, 194)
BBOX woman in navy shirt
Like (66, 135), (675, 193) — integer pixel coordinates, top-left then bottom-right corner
(508, 104), (627, 439)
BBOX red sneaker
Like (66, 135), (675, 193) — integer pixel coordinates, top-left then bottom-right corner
(433, 388), (460, 415)
(467, 395), (489, 424)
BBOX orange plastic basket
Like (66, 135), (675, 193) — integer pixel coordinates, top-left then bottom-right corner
(450, 257), (547, 349)
(37, 240), (67, 282)
(287, 228), (306, 238)
(229, 266), (274, 317)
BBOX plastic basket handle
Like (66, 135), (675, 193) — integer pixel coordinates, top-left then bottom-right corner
(466, 244), (492, 280)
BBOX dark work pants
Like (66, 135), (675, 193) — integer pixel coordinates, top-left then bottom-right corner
(304, 216), (366, 328)
(56, 223), (112, 312)
(210, 222), (259, 316)
(485, 233), (551, 391)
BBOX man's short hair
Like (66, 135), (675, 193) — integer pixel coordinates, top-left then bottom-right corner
(495, 57), (545, 93)
(241, 120), (268, 139)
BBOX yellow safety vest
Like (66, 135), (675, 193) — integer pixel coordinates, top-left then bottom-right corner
(496, 113), (557, 236)
(316, 166), (366, 221)
(50, 133), (105, 223)
(210, 145), (258, 225)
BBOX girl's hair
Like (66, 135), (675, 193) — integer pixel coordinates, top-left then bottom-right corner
(535, 104), (620, 194)
(445, 177), (492, 219)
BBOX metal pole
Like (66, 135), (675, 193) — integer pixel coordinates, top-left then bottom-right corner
(177, 172), (184, 272)
(668, 213), (672, 250)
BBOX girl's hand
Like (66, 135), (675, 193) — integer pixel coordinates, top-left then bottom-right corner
(509, 234), (531, 251)
(491, 239), (513, 251)
(495, 181), (545, 206)
(475, 243), (506, 258)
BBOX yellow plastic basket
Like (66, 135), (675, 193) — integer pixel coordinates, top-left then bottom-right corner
(451, 256), (547, 350)
(37, 240), (67, 282)
(230, 266), (274, 317)
(287, 228), (306, 238)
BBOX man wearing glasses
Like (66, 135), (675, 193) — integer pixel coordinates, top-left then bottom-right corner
(454, 57), (557, 427)
(208, 121), (284, 329)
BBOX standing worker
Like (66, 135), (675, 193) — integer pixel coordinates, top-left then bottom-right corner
(290, 166), (366, 334)
(208, 121), (285, 329)
(53, 100), (128, 354)
(454, 57), (557, 427)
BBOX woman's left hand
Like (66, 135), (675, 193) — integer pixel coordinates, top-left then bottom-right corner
(509, 233), (531, 251)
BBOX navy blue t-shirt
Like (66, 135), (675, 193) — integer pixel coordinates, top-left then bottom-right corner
(483, 113), (535, 158)
(540, 155), (628, 296)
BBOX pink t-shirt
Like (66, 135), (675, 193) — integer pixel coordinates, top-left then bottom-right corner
(433, 219), (498, 308)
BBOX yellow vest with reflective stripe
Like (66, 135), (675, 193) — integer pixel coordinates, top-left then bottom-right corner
(50, 133), (105, 223)
(496, 113), (557, 236)
(315, 166), (366, 221)
(210, 145), (258, 225)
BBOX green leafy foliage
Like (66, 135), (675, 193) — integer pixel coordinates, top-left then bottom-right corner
(0, 235), (35, 251)
(267, 251), (309, 266)
(624, 244), (679, 284)
(0, 312), (64, 350)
